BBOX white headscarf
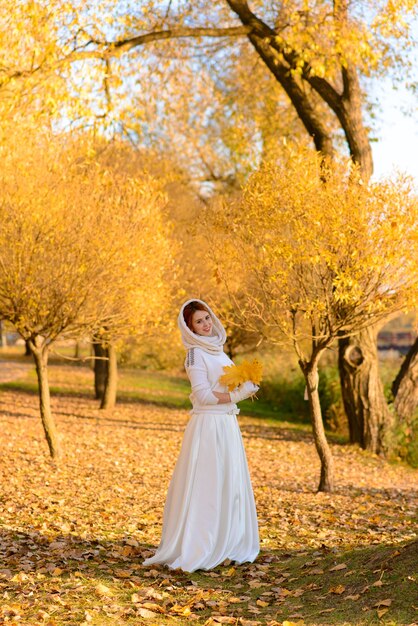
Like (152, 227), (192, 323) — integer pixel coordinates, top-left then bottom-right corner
(178, 298), (227, 354)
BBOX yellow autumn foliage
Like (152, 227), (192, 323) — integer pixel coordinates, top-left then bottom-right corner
(210, 146), (418, 353)
(2, 0), (416, 193)
(0, 132), (177, 344)
(220, 359), (264, 391)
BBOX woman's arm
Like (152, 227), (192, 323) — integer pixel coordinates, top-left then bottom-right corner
(214, 381), (260, 404)
(214, 382), (260, 404)
(186, 351), (219, 405)
(213, 391), (232, 404)
(186, 350), (258, 406)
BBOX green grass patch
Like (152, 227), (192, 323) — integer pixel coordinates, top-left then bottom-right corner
(0, 357), (313, 423)
(187, 541), (417, 625)
(2, 540), (415, 624)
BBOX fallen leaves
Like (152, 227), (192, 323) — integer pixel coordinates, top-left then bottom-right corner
(256, 599), (270, 607)
(136, 606), (158, 619)
(373, 598), (392, 608)
(374, 598), (393, 620)
(329, 563), (348, 572)
(114, 568), (133, 578)
(308, 567), (324, 575)
(318, 607), (335, 614)
(0, 383), (417, 625)
(94, 583), (112, 596)
(137, 600), (166, 613)
(223, 566), (236, 577)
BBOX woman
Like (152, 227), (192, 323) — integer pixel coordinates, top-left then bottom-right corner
(143, 299), (259, 572)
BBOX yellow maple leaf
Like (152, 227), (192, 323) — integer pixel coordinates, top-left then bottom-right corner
(240, 358), (263, 385)
(219, 359), (263, 391)
(219, 364), (246, 391)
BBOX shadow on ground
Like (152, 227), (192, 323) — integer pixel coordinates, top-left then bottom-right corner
(0, 526), (416, 625)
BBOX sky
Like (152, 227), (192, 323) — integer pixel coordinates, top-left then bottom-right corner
(371, 80), (418, 187)
(370, 19), (418, 188)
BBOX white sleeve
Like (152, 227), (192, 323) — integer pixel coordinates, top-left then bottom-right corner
(186, 350), (219, 405)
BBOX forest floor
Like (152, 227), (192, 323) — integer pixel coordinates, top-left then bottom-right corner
(0, 359), (417, 626)
(0, 359), (32, 383)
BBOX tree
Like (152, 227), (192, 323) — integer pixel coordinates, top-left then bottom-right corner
(0, 1), (85, 140)
(0, 1), (331, 189)
(392, 338), (418, 420)
(208, 148), (418, 490)
(3, 0), (418, 446)
(52, 0), (415, 178)
(0, 132), (175, 458)
(88, 140), (179, 409)
(69, 0), (416, 448)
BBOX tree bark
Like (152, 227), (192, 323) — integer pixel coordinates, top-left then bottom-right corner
(93, 341), (108, 400)
(306, 0), (374, 181)
(0, 320), (5, 347)
(226, 0), (335, 159)
(74, 340), (81, 359)
(301, 357), (335, 492)
(29, 336), (61, 460)
(338, 327), (392, 454)
(100, 343), (117, 409)
(24, 339), (31, 356)
(392, 338), (418, 420)
(229, 0), (388, 457)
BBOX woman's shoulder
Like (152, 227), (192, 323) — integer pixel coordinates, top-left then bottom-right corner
(185, 347), (205, 368)
(185, 347), (226, 368)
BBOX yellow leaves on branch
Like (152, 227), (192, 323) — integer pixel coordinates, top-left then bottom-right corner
(219, 359), (263, 391)
(209, 146), (418, 346)
(0, 132), (176, 342)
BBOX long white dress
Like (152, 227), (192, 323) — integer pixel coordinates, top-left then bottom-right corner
(143, 345), (259, 572)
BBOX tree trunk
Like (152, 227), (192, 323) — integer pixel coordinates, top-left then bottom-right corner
(301, 359), (335, 492)
(93, 341), (108, 400)
(338, 326), (392, 454)
(226, 0), (336, 160)
(309, 0), (374, 182)
(24, 339), (31, 356)
(0, 320), (6, 347)
(224, 2), (389, 451)
(74, 341), (81, 359)
(100, 343), (117, 410)
(392, 338), (418, 420)
(29, 336), (61, 460)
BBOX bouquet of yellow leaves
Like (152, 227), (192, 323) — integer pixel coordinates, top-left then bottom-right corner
(219, 358), (263, 391)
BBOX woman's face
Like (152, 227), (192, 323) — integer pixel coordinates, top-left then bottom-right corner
(191, 310), (213, 336)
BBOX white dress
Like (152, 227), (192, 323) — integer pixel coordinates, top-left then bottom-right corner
(143, 346), (259, 572)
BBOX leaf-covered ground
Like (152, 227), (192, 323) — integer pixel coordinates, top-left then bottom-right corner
(0, 381), (417, 625)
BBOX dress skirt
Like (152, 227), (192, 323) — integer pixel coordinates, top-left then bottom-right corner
(143, 410), (259, 572)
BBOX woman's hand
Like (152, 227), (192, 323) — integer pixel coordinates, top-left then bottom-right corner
(230, 381), (259, 403)
(213, 390), (232, 404)
(213, 381), (259, 404)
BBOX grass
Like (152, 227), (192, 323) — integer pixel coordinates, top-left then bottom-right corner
(4, 538), (415, 625)
(0, 347), (311, 423)
(189, 540), (418, 625)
